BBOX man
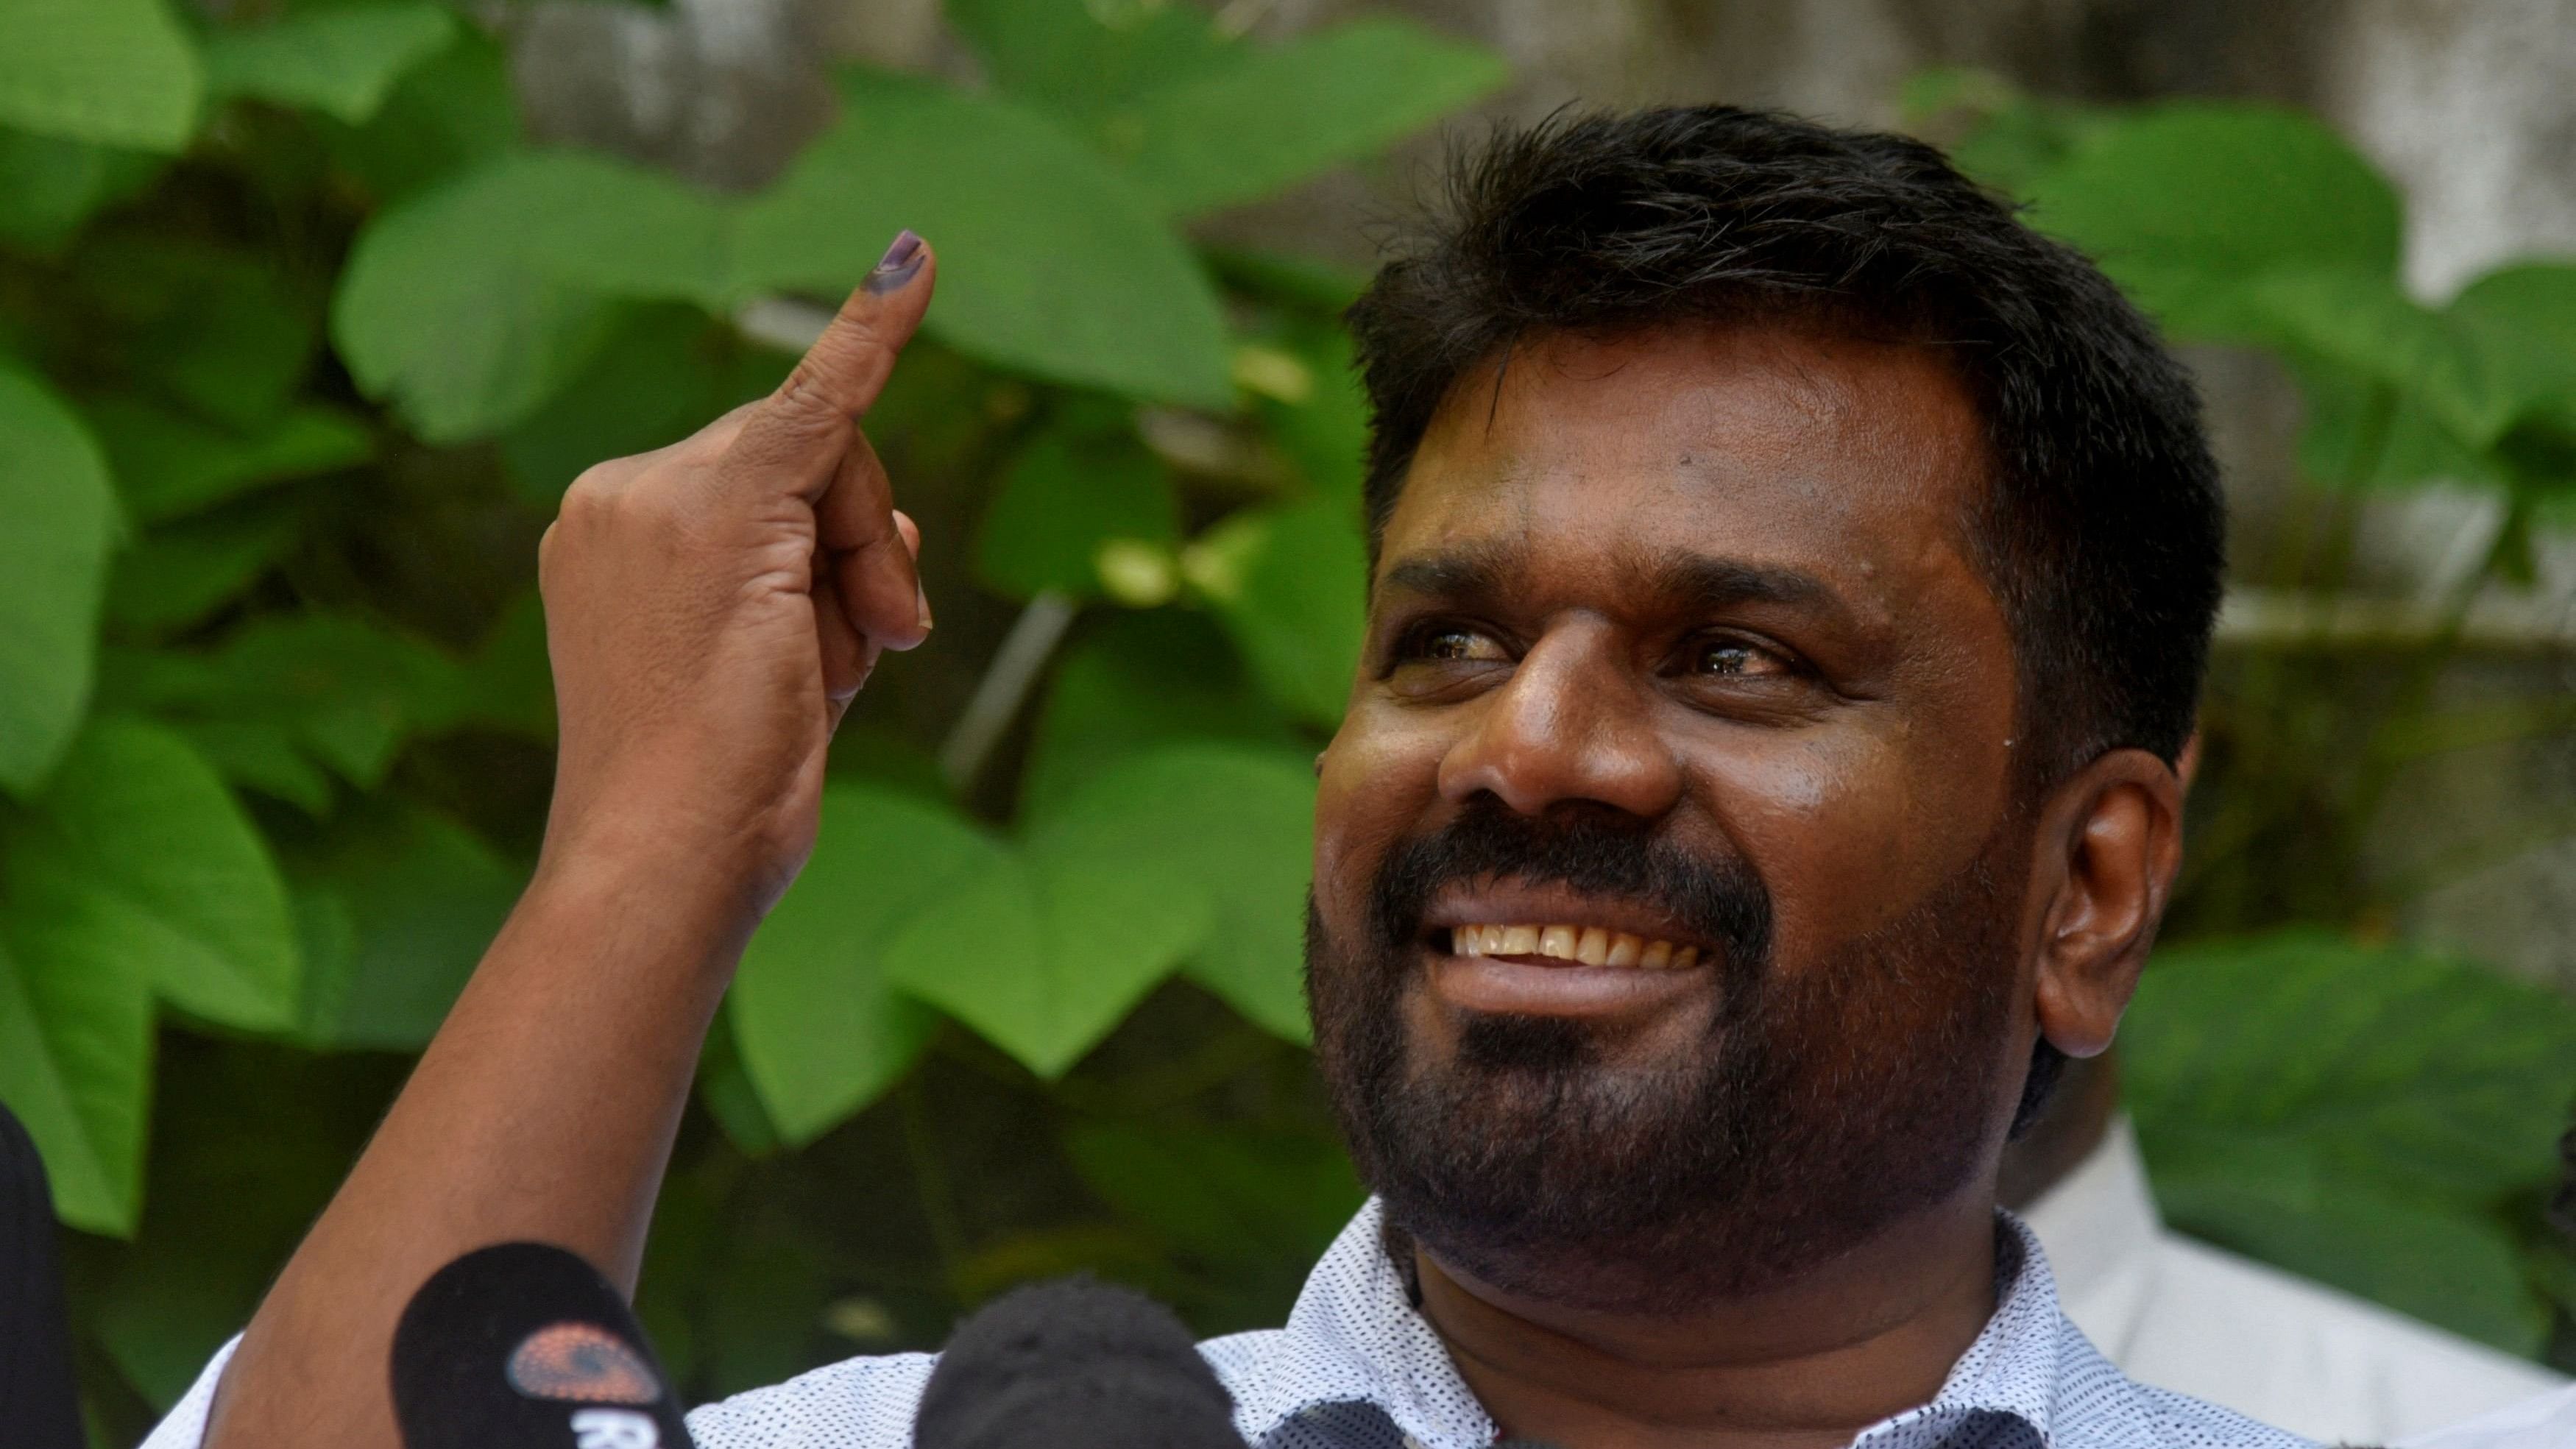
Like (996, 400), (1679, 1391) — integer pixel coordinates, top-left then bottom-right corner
(2005, 1053), (2566, 1445)
(152, 108), (2310, 1448)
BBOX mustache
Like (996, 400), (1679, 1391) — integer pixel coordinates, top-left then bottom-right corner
(1366, 795), (1774, 970)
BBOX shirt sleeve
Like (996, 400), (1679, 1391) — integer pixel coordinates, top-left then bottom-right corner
(137, 1336), (239, 1449)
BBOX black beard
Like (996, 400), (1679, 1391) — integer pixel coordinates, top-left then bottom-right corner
(1306, 796), (2025, 1314)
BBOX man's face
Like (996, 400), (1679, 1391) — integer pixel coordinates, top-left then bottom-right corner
(1307, 324), (2043, 1311)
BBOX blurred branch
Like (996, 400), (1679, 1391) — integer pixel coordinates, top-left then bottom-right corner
(2215, 587), (2576, 652)
(732, 296), (835, 354)
(939, 591), (1080, 795)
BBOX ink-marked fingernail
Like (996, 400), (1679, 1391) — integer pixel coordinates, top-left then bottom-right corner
(916, 581), (934, 634)
(866, 229), (925, 294)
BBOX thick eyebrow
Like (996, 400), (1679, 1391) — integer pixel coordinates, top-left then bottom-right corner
(1649, 553), (1838, 615)
(1376, 540), (1526, 603)
(1381, 544), (1838, 612)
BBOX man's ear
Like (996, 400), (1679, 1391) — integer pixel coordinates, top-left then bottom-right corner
(2028, 747), (2186, 1059)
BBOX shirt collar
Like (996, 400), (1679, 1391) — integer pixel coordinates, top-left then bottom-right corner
(1233, 1199), (2185, 1449)
(1232, 1197), (1497, 1448)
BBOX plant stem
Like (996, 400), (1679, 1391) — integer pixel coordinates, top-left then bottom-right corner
(938, 591), (1079, 796)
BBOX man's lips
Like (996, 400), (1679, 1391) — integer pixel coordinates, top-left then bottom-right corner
(1418, 880), (1716, 1018)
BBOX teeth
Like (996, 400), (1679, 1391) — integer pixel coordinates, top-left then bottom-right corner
(1448, 923), (1699, 969)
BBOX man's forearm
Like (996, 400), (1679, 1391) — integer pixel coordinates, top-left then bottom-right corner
(204, 852), (751, 1449)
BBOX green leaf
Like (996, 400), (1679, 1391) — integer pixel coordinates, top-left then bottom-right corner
(332, 151), (729, 442)
(0, 0), (202, 150)
(735, 71), (1233, 408)
(2020, 104), (2403, 334)
(1256, 321), (1369, 509)
(866, 772), (1247, 1091)
(205, 2), (458, 124)
(85, 394), (372, 524)
(289, 801), (520, 1051)
(0, 366), (118, 794)
(974, 422), (1179, 599)
(500, 303), (792, 506)
(2126, 929), (2576, 1206)
(2234, 269), (2513, 452)
(0, 930), (152, 1233)
(2143, 1127), (2550, 1354)
(320, 26), (519, 201)
(448, 589), (556, 743)
(91, 1044), (407, 1402)
(2286, 357), (2501, 493)
(4, 717), (301, 1035)
(0, 128), (158, 252)
(1112, 18), (1508, 218)
(729, 784), (974, 1143)
(1021, 609), (1303, 818)
(944, 0), (1235, 124)
(0, 127), (105, 249)
(98, 614), (467, 791)
(104, 503), (305, 634)
(176, 718), (334, 813)
(2448, 261), (2576, 439)
(1029, 745), (1315, 1042)
(74, 237), (322, 430)
(882, 832), (1209, 1081)
(1192, 495), (1367, 728)
(1065, 1119), (1361, 1268)
(694, 1002), (784, 1158)
(2125, 928), (2576, 1347)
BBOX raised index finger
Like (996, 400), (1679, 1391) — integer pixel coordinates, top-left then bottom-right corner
(720, 230), (936, 497)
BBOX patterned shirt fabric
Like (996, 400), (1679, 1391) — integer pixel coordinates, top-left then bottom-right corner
(142, 1199), (2315, 1449)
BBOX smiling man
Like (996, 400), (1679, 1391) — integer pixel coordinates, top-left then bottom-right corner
(152, 109), (2309, 1449)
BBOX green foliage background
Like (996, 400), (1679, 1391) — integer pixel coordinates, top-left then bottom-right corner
(0, 5), (2569, 1441)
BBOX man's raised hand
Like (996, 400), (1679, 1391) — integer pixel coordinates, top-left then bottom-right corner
(535, 230), (938, 921)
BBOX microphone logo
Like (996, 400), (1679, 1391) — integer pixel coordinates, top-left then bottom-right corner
(570, 1407), (660, 1449)
(506, 1321), (665, 1406)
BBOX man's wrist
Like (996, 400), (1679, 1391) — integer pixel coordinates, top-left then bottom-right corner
(518, 832), (768, 985)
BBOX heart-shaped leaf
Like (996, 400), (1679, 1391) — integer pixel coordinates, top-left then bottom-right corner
(4, 717), (302, 1035)
(1027, 745), (1315, 1042)
(0, 930), (154, 1233)
(205, 2), (459, 124)
(733, 72), (1233, 409)
(0, 367), (118, 793)
(1111, 18), (1508, 219)
(729, 784), (983, 1142)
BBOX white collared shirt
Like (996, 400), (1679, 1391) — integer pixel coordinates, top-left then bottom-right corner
(2020, 1117), (2566, 1446)
(147, 1196), (2309, 1448)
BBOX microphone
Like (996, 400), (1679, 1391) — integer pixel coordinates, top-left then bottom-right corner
(391, 1241), (695, 1449)
(913, 1274), (1242, 1449)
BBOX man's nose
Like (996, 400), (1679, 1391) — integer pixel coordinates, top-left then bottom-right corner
(1435, 621), (1685, 819)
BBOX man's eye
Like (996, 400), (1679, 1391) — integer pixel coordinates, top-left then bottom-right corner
(1693, 639), (1790, 678)
(1398, 625), (1508, 665)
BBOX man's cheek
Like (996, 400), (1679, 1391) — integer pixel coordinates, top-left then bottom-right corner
(1714, 754), (1936, 953)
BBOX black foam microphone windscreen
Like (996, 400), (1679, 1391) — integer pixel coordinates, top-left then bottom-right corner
(913, 1274), (1243, 1449)
(391, 1241), (695, 1449)
(0, 1102), (81, 1449)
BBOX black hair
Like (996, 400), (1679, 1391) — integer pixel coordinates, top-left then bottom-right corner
(1346, 106), (2226, 793)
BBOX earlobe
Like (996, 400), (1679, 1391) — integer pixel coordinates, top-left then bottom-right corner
(2030, 749), (2184, 1059)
